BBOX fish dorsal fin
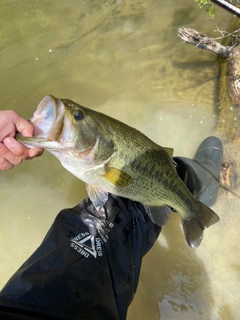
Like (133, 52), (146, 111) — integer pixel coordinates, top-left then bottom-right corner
(163, 147), (174, 158)
(143, 205), (172, 226)
(86, 184), (109, 209)
(103, 167), (132, 188)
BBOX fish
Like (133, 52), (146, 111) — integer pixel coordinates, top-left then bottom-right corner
(16, 95), (220, 248)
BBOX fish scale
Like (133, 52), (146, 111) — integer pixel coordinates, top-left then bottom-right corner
(17, 95), (220, 248)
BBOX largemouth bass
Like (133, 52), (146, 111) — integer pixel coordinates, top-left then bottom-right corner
(17, 95), (220, 247)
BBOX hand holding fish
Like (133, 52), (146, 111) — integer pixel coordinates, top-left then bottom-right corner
(0, 110), (44, 170)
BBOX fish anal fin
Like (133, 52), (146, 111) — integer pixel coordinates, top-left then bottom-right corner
(86, 184), (109, 209)
(182, 202), (220, 248)
(103, 167), (132, 188)
(163, 147), (174, 158)
(143, 205), (171, 226)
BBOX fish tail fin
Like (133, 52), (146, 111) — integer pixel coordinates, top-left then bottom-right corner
(182, 202), (220, 248)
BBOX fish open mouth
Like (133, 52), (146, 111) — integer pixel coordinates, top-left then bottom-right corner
(30, 95), (65, 140)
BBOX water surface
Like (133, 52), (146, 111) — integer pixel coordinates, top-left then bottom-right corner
(0, 1), (239, 319)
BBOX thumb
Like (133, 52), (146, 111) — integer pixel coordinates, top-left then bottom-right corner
(15, 115), (34, 137)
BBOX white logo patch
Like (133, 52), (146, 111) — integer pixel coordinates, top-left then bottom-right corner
(70, 218), (115, 258)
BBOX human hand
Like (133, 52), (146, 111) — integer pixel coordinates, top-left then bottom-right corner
(0, 110), (44, 170)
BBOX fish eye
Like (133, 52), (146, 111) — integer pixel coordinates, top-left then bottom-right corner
(74, 111), (84, 121)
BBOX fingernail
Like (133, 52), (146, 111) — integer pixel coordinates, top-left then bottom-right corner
(21, 128), (33, 137)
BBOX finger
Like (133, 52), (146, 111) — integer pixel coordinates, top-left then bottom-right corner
(0, 157), (14, 171)
(4, 137), (44, 160)
(29, 147), (44, 158)
(4, 110), (34, 137)
(3, 137), (30, 159)
(0, 143), (23, 166)
(21, 125), (34, 137)
(13, 113), (34, 137)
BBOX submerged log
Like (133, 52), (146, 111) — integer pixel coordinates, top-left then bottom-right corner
(179, 18), (240, 193)
(178, 27), (231, 57)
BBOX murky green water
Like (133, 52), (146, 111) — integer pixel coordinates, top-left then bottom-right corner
(0, 0), (239, 319)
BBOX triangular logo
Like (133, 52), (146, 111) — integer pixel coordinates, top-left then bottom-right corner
(71, 235), (97, 258)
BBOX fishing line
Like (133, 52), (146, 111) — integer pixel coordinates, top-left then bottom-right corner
(193, 160), (240, 200)
(219, 183), (240, 199)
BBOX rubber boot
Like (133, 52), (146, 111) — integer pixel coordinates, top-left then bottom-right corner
(174, 136), (223, 207)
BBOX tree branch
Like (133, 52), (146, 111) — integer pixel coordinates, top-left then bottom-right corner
(178, 27), (231, 58)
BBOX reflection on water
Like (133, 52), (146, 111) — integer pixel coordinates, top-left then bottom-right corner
(0, 0), (239, 319)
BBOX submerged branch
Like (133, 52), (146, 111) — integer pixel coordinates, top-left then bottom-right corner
(178, 19), (240, 192)
(178, 27), (231, 58)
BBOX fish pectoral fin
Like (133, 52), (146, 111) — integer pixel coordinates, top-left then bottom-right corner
(103, 167), (132, 188)
(86, 184), (109, 209)
(143, 205), (172, 226)
(163, 147), (174, 158)
(182, 202), (220, 248)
